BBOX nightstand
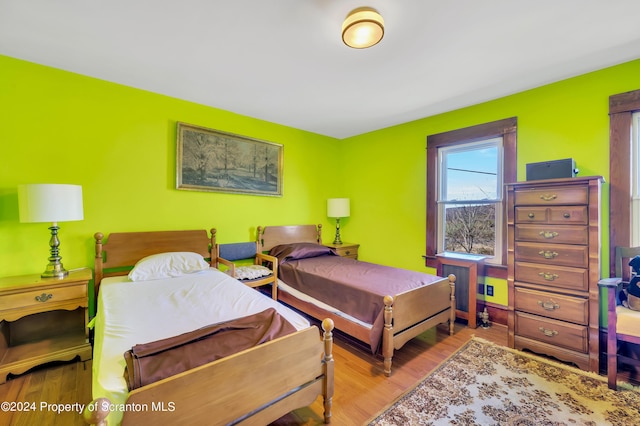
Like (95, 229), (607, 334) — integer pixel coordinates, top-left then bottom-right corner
(0, 268), (93, 383)
(325, 242), (359, 259)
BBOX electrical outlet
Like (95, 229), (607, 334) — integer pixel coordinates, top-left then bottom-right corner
(486, 285), (494, 297)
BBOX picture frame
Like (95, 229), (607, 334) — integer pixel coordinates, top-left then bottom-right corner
(176, 122), (283, 197)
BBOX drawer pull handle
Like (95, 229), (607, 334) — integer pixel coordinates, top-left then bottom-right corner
(35, 293), (53, 303)
(563, 213), (570, 219)
(539, 231), (558, 239)
(345, 251), (351, 255)
(528, 213), (535, 219)
(538, 250), (559, 259)
(538, 272), (559, 281)
(538, 300), (560, 311)
(539, 327), (558, 337)
(540, 194), (557, 201)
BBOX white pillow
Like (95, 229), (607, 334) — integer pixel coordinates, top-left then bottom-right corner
(235, 265), (273, 281)
(128, 252), (210, 281)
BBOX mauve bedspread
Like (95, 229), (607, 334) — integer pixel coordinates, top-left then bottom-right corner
(124, 307), (296, 390)
(276, 254), (445, 352)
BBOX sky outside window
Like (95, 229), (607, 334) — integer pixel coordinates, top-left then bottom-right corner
(442, 143), (499, 202)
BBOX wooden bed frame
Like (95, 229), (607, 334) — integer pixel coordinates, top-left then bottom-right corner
(84, 229), (334, 426)
(256, 224), (456, 376)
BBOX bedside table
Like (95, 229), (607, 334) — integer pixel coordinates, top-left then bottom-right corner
(0, 268), (93, 383)
(325, 242), (359, 259)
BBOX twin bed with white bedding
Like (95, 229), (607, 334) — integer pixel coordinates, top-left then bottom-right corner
(85, 229), (334, 426)
(85, 223), (454, 424)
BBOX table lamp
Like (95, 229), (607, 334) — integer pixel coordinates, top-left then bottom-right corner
(18, 184), (84, 278)
(327, 198), (350, 245)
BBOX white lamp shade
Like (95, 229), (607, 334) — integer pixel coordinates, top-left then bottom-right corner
(327, 198), (350, 218)
(18, 184), (84, 223)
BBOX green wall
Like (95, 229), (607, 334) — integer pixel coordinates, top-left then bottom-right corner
(0, 55), (341, 279)
(339, 58), (640, 304)
(2, 54), (640, 310)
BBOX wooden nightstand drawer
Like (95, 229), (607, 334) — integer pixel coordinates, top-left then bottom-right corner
(514, 287), (588, 324)
(515, 311), (588, 353)
(334, 246), (358, 258)
(325, 243), (359, 259)
(515, 241), (588, 268)
(0, 283), (87, 316)
(0, 268), (92, 383)
(515, 186), (588, 206)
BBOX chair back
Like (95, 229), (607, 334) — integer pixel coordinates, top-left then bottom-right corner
(614, 246), (640, 283)
(217, 242), (258, 261)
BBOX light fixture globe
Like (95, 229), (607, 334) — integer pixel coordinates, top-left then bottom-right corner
(342, 7), (384, 49)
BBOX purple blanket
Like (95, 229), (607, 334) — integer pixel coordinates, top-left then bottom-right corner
(270, 243), (444, 352)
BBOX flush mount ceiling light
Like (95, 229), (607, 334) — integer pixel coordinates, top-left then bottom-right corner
(342, 7), (385, 49)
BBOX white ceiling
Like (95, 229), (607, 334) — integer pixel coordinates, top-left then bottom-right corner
(2, 1), (640, 139)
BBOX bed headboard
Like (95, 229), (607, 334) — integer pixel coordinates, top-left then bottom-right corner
(94, 229), (214, 298)
(256, 224), (322, 252)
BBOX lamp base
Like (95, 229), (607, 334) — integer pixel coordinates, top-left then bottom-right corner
(42, 223), (69, 279)
(333, 218), (343, 245)
(42, 262), (69, 279)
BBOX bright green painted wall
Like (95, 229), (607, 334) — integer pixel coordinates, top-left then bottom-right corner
(3, 53), (640, 314)
(339, 58), (640, 306)
(0, 55), (340, 279)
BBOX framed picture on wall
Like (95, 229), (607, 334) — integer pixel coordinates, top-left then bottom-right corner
(176, 122), (283, 197)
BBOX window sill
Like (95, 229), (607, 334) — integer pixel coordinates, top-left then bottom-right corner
(426, 253), (507, 278)
(436, 252), (488, 262)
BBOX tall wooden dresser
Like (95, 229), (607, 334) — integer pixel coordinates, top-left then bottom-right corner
(506, 176), (602, 372)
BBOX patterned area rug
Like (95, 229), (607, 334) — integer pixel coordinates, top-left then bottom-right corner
(368, 338), (640, 425)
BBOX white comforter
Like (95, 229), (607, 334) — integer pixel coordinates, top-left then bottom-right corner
(92, 268), (310, 425)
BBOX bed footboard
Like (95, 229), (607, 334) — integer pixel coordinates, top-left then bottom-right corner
(381, 274), (456, 376)
(84, 319), (334, 425)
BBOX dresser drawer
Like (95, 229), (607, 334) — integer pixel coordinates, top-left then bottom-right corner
(333, 246), (358, 258)
(515, 186), (588, 206)
(515, 206), (588, 225)
(514, 242), (588, 268)
(548, 206), (588, 224)
(515, 311), (588, 353)
(0, 283), (87, 314)
(514, 262), (588, 292)
(515, 207), (548, 223)
(514, 287), (588, 324)
(514, 224), (588, 245)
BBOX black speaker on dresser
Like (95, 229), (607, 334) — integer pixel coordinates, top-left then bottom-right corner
(526, 158), (578, 181)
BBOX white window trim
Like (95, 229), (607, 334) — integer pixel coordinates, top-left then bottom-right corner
(436, 138), (504, 263)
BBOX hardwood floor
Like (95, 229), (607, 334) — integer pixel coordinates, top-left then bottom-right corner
(272, 322), (507, 426)
(0, 358), (92, 426)
(3, 322), (638, 425)
(0, 322), (505, 425)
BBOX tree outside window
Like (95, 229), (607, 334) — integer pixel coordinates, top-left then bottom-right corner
(425, 117), (517, 268)
(439, 140), (501, 256)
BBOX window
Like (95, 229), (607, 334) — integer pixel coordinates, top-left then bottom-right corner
(438, 138), (503, 256)
(632, 112), (640, 246)
(426, 117), (517, 268)
(608, 88), (640, 276)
